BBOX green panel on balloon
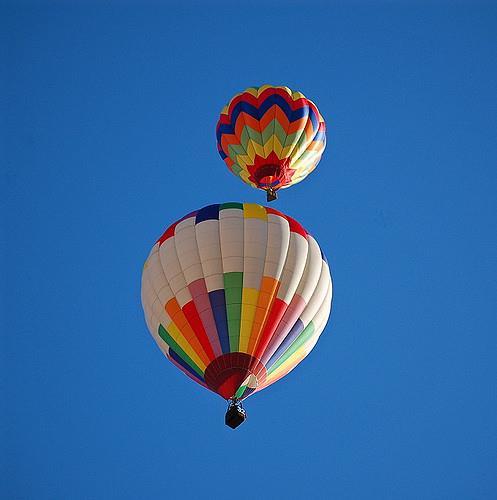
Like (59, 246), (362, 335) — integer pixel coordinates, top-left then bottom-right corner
(158, 324), (203, 377)
(234, 385), (247, 399)
(216, 85), (327, 195)
(142, 201), (333, 405)
(220, 202), (243, 211)
(224, 272), (243, 351)
(268, 321), (316, 375)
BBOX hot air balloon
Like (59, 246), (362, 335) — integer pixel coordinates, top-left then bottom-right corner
(141, 203), (332, 427)
(216, 85), (327, 202)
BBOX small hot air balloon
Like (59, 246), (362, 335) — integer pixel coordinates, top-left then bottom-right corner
(216, 85), (327, 201)
(141, 203), (332, 427)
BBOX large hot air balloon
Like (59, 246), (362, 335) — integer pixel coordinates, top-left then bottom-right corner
(141, 203), (332, 427)
(216, 85), (327, 201)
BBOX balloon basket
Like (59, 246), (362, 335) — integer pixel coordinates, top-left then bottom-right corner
(266, 188), (278, 202)
(225, 400), (246, 429)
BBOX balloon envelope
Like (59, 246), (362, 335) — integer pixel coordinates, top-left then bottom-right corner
(141, 203), (332, 400)
(216, 85), (327, 197)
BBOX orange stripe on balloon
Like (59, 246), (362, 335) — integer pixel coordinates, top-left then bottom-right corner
(258, 351), (307, 390)
(246, 277), (280, 355)
(235, 112), (262, 134)
(220, 133), (243, 154)
(259, 104), (282, 130)
(304, 119), (315, 141)
(287, 117), (310, 135)
(273, 106), (291, 132)
(165, 298), (212, 367)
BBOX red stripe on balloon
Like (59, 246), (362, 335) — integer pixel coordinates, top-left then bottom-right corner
(265, 208), (308, 238)
(252, 298), (288, 362)
(157, 212), (198, 246)
(182, 301), (216, 362)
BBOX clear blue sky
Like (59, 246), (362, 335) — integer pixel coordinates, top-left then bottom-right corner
(2, 2), (496, 499)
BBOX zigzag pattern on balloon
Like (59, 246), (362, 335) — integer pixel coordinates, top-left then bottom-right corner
(216, 85), (327, 192)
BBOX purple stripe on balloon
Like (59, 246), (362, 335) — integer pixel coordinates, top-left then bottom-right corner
(265, 318), (305, 370)
(167, 350), (208, 389)
(188, 278), (223, 357)
(239, 386), (257, 399)
(188, 279), (223, 357)
(209, 289), (230, 354)
(261, 294), (306, 366)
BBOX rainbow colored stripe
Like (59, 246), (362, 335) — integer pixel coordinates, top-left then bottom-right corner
(141, 203), (332, 400)
(216, 85), (326, 192)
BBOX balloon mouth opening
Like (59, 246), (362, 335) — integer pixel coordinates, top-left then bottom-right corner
(254, 164), (284, 189)
(204, 352), (267, 400)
